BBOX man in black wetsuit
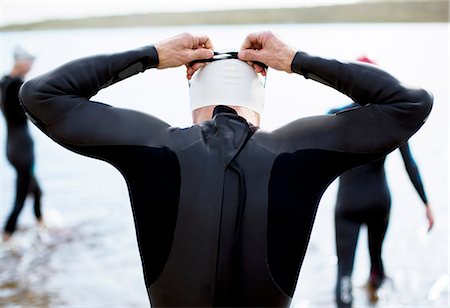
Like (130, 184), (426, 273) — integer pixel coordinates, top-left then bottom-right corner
(330, 104), (434, 307)
(1, 46), (43, 241)
(19, 31), (432, 307)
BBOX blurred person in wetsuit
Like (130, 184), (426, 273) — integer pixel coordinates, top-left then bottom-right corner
(18, 32), (432, 307)
(1, 46), (43, 242)
(331, 56), (434, 308)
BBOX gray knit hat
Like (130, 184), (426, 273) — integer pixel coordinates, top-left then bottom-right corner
(13, 45), (35, 61)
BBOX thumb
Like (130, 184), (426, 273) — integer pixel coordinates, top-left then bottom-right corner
(238, 49), (263, 62)
(190, 48), (214, 61)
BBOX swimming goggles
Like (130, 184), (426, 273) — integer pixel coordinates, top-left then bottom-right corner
(190, 51), (268, 69)
(188, 51), (268, 88)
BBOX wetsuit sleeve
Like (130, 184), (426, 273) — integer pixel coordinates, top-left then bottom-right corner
(270, 52), (433, 159)
(18, 45), (170, 150)
(399, 142), (428, 204)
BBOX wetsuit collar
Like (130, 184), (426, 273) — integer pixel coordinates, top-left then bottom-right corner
(200, 105), (256, 166)
(213, 105), (238, 116)
(211, 105), (258, 133)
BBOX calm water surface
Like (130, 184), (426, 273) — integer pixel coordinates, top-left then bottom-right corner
(1, 23), (448, 307)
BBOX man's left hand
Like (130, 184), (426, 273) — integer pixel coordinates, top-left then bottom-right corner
(155, 33), (214, 79)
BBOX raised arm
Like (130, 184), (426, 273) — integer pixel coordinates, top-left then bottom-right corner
(19, 45), (168, 147)
(19, 33), (214, 151)
(239, 31), (433, 158)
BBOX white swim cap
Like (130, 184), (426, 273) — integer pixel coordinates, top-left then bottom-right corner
(189, 59), (265, 114)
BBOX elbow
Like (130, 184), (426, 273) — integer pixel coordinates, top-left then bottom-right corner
(415, 88), (434, 123)
(19, 78), (42, 114)
(402, 88), (434, 128)
(385, 87), (434, 143)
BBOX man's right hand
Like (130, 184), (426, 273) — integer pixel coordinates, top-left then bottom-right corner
(155, 33), (214, 78)
(238, 31), (297, 75)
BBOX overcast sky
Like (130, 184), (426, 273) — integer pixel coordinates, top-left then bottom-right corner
(1, 0), (358, 26)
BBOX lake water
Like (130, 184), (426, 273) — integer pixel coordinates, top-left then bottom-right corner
(1, 23), (448, 307)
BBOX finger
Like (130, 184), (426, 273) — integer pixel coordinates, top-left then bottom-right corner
(197, 35), (214, 50)
(240, 32), (261, 50)
(190, 48), (214, 61)
(238, 49), (263, 63)
(254, 65), (267, 77)
(186, 66), (195, 80)
(191, 62), (207, 71)
(186, 62), (208, 80)
(253, 63), (264, 74)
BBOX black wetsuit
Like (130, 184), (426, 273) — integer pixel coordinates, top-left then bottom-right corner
(19, 45), (432, 307)
(330, 105), (429, 307)
(1, 75), (42, 234)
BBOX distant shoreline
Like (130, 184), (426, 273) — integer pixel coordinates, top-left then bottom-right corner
(1, 1), (448, 32)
